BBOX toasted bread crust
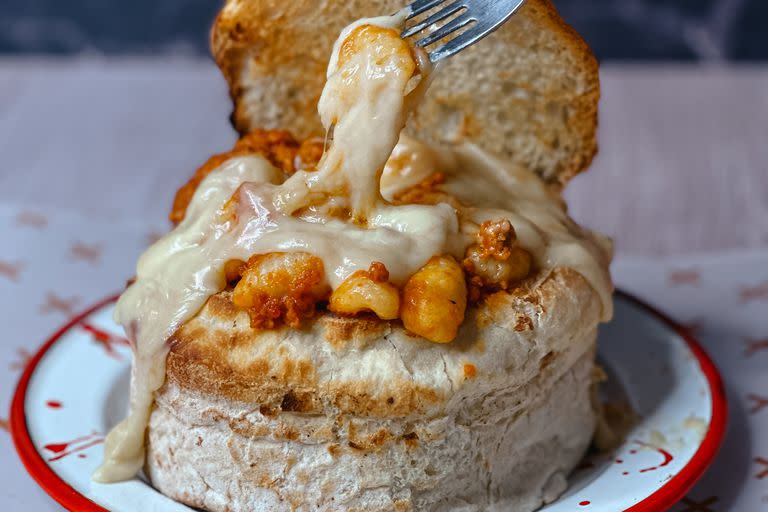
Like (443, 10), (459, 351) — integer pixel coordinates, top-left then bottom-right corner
(150, 335), (599, 511)
(164, 267), (601, 419)
(151, 267), (602, 510)
(211, 0), (599, 185)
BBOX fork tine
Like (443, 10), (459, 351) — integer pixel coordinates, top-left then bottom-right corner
(427, 24), (484, 62)
(415, 14), (474, 48)
(421, 0), (528, 62)
(406, 0), (448, 19)
(401, 1), (467, 39)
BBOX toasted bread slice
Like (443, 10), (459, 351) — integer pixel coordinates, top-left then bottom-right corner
(211, 0), (600, 186)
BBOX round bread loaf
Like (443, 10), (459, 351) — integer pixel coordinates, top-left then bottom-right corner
(146, 268), (602, 511)
(143, 1), (609, 509)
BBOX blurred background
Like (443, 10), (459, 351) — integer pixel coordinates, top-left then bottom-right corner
(1, 0), (766, 60)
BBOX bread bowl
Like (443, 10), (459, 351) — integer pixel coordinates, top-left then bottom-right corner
(95, 2), (613, 511)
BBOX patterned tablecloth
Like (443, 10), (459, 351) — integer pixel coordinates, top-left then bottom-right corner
(0, 203), (766, 512)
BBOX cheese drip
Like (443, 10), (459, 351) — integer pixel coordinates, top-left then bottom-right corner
(275, 13), (432, 221)
(94, 13), (458, 482)
(95, 14), (613, 483)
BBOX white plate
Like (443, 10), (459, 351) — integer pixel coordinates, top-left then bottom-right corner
(10, 292), (726, 512)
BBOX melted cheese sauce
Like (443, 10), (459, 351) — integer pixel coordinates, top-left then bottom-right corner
(275, 12), (431, 221)
(384, 135), (614, 314)
(95, 14), (613, 482)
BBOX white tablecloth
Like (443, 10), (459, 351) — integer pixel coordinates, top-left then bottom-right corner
(1, 59), (767, 511)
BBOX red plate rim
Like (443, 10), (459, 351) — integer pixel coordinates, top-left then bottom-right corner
(620, 291), (728, 511)
(9, 293), (119, 512)
(9, 291), (727, 512)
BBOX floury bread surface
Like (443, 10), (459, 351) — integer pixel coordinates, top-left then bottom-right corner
(146, 268), (602, 511)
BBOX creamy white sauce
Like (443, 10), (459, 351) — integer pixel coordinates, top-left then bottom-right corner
(382, 136), (614, 316)
(92, 157), (283, 482)
(95, 13), (613, 482)
(275, 12), (432, 221)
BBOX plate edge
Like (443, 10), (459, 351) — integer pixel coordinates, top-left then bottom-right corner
(617, 291), (728, 512)
(9, 291), (728, 512)
(9, 294), (119, 512)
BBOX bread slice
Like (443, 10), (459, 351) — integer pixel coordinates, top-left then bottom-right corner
(211, 0), (599, 186)
(146, 268), (602, 511)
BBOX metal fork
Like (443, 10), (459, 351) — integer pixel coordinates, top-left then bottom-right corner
(402, 0), (527, 63)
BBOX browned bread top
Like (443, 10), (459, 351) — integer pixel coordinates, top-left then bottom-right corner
(211, 0), (600, 186)
(165, 267), (601, 418)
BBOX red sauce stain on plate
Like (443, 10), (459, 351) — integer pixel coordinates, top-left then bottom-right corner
(45, 400), (62, 409)
(80, 322), (130, 359)
(579, 501), (591, 506)
(43, 431), (104, 462)
(635, 441), (674, 473)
